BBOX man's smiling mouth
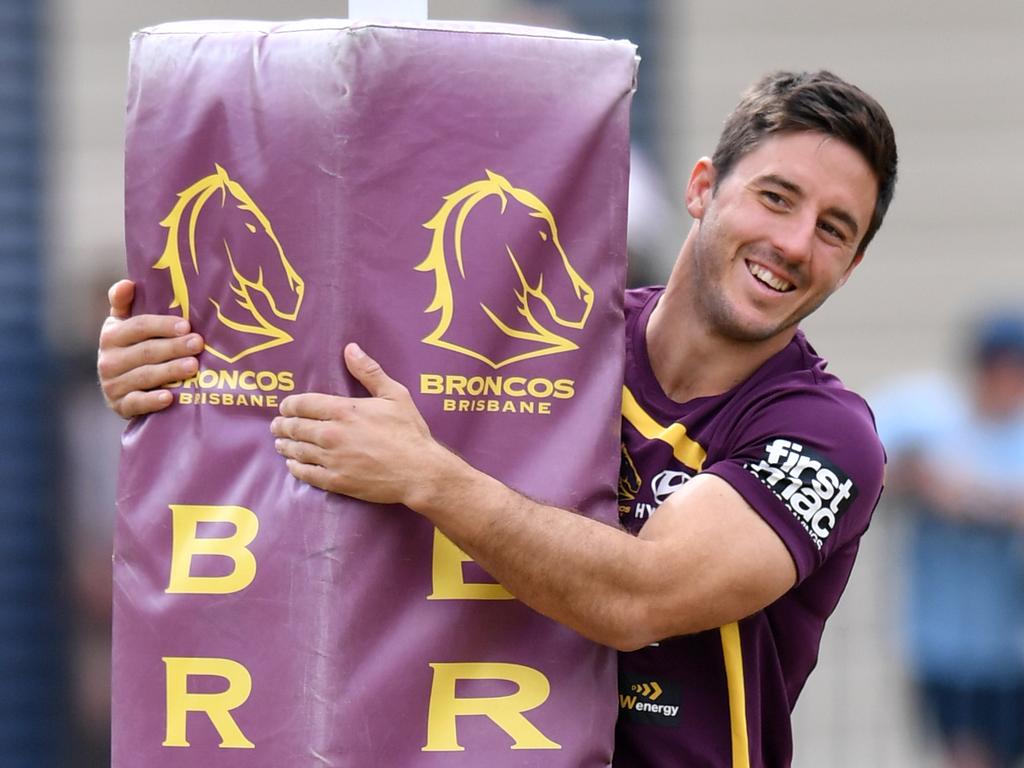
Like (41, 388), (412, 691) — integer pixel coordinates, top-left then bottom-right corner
(747, 261), (795, 293)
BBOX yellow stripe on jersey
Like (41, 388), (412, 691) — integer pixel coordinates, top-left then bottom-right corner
(620, 386), (707, 470)
(720, 622), (751, 768)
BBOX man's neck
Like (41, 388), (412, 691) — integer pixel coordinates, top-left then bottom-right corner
(645, 264), (796, 404)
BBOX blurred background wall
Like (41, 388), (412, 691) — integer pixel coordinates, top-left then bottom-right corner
(22, 0), (1023, 765)
(0, 2), (64, 767)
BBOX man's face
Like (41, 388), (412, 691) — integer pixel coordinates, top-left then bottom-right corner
(975, 355), (1024, 420)
(687, 131), (878, 344)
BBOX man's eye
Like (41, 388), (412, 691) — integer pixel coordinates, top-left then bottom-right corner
(818, 220), (846, 242)
(761, 190), (786, 207)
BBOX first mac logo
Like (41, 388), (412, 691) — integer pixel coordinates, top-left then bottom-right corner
(745, 438), (858, 549)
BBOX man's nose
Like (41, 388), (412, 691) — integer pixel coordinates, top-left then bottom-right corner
(769, 213), (816, 266)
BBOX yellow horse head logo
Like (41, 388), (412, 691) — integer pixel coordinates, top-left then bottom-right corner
(416, 170), (594, 369)
(618, 443), (642, 503)
(153, 164), (305, 363)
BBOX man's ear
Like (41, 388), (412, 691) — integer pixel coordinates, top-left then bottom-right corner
(685, 157), (715, 220)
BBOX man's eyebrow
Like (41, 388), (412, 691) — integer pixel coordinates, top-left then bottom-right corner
(757, 173), (804, 198)
(757, 173), (860, 239)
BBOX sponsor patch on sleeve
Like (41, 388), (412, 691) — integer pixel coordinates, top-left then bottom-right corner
(744, 437), (858, 550)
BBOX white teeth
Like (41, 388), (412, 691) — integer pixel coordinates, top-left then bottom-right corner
(747, 262), (793, 292)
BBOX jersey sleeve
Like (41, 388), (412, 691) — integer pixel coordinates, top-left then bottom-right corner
(703, 387), (885, 583)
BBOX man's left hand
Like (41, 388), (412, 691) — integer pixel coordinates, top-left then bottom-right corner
(270, 343), (443, 505)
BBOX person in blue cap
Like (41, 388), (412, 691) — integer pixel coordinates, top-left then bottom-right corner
(873, 310), (1024, 768)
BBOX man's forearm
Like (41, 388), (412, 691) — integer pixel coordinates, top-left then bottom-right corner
(272, 346), (796, 648)
(405, 443), (663, 651)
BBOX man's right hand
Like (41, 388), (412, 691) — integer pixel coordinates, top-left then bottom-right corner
(97, 279), (204, 419)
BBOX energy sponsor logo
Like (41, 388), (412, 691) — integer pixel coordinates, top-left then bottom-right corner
(154, 164), (304, 364)
(154, 165), (305, 409)
(745, 437), (858, 549)
(416, 171), (592, 415)
(618, 676), (680, 726)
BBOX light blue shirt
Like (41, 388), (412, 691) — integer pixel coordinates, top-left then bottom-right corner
(873, 373), (1024, 683)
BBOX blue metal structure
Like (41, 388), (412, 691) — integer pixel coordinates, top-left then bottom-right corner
(0, 0), (65, 765)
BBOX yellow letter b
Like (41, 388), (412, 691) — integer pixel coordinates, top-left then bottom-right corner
(428, 529), (513, 600)
(423, 662), (561, 752)
(167, 504), (258, 594)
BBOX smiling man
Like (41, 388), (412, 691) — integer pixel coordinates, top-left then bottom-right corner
(99, 71), (898, 767)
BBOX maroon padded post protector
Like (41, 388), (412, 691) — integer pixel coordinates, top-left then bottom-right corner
(114, 19), (635, 767)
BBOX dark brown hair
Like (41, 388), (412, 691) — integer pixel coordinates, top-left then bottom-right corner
(711, 70), (898, 253)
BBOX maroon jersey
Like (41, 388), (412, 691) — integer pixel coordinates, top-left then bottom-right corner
(614, 287), (885, 767)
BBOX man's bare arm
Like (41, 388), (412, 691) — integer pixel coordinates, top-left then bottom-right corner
(271, 344), (796, 650)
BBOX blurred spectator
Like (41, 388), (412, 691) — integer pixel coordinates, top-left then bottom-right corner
(61, 273), (123, 766)
(873, 311), (1024, 768)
